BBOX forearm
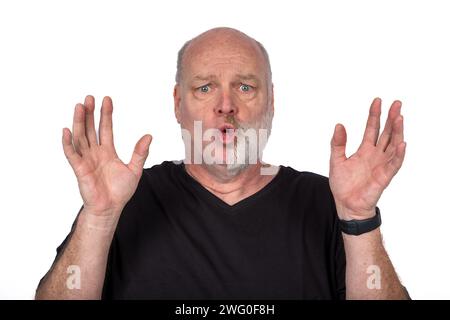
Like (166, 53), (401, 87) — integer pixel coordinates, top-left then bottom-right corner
(343, 228), (408, 299)
(35, 207), (120, 300)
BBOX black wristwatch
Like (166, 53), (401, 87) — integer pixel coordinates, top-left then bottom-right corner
(339, 207), (381, 235)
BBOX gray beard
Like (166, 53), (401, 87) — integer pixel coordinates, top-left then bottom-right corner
(222, 108), (274, 177)
(180, 106), (274, 178)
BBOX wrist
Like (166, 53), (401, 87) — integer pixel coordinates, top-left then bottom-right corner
(336, 205), (377, 221)
(78, 206), (123, 233)
(339, 207), (382, 236)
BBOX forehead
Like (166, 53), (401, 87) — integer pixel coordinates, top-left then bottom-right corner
(183, 33), (267, 81)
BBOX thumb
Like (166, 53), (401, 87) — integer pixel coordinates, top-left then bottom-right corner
(128, 134), (152, 177)
(330, 124), (347, 164)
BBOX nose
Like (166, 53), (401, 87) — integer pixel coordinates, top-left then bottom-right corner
(214, 89), (237, 116)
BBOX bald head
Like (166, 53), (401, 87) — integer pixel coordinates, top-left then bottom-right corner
(175, 27), (272, 85)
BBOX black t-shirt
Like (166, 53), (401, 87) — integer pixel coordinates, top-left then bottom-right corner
(52, 161), (346, 299)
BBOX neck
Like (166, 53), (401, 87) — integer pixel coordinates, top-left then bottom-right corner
(184, 162), (279, 205)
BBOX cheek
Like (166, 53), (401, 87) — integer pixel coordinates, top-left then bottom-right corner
(178, 102), (211, 130)
(180, 94), (216, 118)
(240, 98), (267, 118)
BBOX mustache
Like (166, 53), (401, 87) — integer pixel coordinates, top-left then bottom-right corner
(225, 115), (238, 127)
(224, 115), (255, 131)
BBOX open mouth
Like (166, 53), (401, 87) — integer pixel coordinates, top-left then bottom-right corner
(218, 123), (236, 144)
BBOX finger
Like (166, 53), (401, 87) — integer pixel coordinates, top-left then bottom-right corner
(384, 141), (407, 182)
(84, 95), (98, 147)
(330, 123), (347, 165)
(128, 134), (152, 177)
(99, 96), (114, 147)
(72, 103), (89, 154)
(377, 100), (402, 151)
(62, 128), (82, 169)
(385, 115), (404, 158)
(361, 97), (381, 146)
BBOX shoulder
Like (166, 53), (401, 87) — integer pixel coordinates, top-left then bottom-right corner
(126, 161), (183, 200)
(119, 161), (183, 220)
(143, 160), (181, 173)
(279, 165), (337, 223)
(282, 166), (328, 181)
(281, 166), (332, 195)
(141, 160), (183, 183)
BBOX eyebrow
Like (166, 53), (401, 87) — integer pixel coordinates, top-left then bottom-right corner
(191, 74), (217, 82)
(235, 73), (260, 81)
(190, 73), (261, 82)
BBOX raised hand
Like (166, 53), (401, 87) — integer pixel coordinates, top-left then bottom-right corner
(62, 96), (152, 216)
(329, 98), (406, 220)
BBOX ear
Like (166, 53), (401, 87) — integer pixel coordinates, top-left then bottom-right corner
(173, 84), (181, 124)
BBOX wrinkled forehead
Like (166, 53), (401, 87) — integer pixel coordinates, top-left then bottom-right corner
(182, 34), (268, 83)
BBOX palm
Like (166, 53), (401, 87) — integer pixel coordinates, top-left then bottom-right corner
(75, 153), (139, 212)
(329, 98), (406, 220)
(62, 96), (152, 215)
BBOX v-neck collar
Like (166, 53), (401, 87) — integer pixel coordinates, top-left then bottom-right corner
(176, 162), (284, 213)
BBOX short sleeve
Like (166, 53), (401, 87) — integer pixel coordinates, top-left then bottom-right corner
(333, 215), (347, 300)
(326, 183), (346, 299)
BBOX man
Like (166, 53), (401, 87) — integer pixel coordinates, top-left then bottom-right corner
(35, 27), (408, 299)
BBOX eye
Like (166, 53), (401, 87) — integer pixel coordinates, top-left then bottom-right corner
(198, 85), (211, 93)
(239, 84), (253, 92)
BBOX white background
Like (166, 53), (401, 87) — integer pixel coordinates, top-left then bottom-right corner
(0, 0), (448, 299)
